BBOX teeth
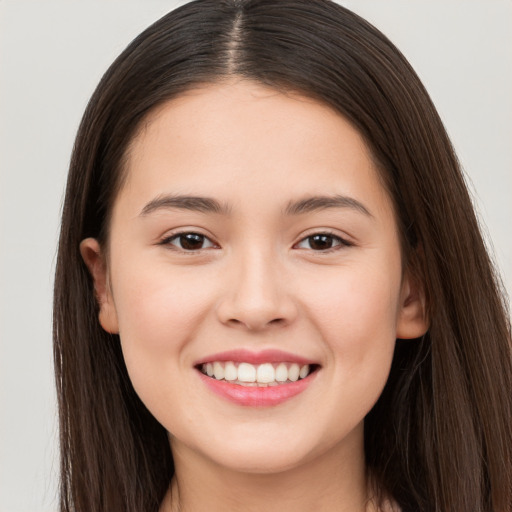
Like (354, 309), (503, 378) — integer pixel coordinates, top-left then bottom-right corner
(224, 361), (237, 381)
(288, 363), (300, 382)
(201, 361), (312, 385)
(275, 363), (288, 382)
(238, 362), (256, 382)
(213, 362), (224, 380)
(256, 363), (275, 383)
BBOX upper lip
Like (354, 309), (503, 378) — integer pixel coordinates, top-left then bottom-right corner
(195, 349), (318, 366)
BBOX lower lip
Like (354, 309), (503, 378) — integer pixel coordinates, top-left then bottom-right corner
(197, 371), (317, 407)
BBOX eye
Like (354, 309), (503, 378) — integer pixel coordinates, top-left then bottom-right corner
(162, 232), (217, 251)
(295, 233), (351, 251)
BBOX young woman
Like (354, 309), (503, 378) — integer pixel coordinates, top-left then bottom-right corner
(53, 1), (512, 511)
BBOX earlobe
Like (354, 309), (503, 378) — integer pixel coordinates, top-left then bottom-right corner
(79, 238), (119, 334)
(396, 272), (429, 340)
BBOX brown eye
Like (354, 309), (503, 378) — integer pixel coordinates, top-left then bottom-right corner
(165, 232), (216, 251)
(296, 233), (350, 251)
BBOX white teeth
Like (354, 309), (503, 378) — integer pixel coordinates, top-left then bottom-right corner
(238, 362), (256, 382)
(213, 362), (224, 380)
(275, 363), (288, 382)
(256, 363), (275, 383)
(288, 363), (300, 382)
(224, 361), (237, 381)
(201, 361), (313, 385)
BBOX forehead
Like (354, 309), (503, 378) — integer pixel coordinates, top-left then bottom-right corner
(118, 80), (393, 220)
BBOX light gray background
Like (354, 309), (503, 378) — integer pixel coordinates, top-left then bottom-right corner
(1, 1), (510, 511)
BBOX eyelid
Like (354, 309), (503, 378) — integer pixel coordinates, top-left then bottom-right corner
(158, 229), (219, 253)
(293, 230), (354, 252)
(157, 228), (354, 254)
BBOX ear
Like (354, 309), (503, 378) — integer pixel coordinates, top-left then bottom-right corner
(396, 270), (429, 340)
(79, 238), (119, 334)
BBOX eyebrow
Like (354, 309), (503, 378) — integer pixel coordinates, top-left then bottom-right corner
(283, 194), (373, 217)
(139, 193), (372, 218)
(140, 194), (231, 216)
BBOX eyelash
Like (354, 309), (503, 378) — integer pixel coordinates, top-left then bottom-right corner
(294, 231), (353, 252)
(159, 230), (353, 254)
(159, 232), (218, 253)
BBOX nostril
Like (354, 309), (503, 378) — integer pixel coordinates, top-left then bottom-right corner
(225, 317), (286, 330)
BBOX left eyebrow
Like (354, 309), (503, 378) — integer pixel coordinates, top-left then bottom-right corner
(283, 195), (373, 218)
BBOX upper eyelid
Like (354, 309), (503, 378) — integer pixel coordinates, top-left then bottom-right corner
(293, 232), (352, 249)
(159, 228), (216, 242)
(159, 229), (352, 252)
(160, 231), (217, 247)
(294, 229), (352, 244)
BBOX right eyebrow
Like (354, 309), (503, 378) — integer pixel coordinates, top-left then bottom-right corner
(139, 194), (231, 217)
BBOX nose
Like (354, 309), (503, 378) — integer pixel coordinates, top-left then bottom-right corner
(215, 249), (298, 331)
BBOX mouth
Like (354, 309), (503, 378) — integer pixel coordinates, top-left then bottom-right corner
(195, 350), (320, 406)
(198, 361), (318, 387)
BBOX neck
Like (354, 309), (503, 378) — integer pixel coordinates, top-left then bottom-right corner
(161, 425), (378, 512)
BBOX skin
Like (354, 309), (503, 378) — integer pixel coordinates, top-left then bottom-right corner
(81, 80), (427, 512)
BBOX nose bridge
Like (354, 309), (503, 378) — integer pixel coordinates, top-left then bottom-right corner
(217, 242), (296, 330)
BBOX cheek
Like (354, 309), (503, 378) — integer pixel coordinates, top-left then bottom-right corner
(306, 264), (401, 341)
(115, 260), (207, 333)
(110, 261), (220, 427)
(302, 261), (401, 395)
(111, 260), (215, 377)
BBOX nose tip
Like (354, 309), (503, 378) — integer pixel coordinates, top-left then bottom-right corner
(223, 310), (288, 331)
(215, 259), (297, 331)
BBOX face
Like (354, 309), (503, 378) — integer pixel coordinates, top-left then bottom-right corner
(82, 81), (426, 475)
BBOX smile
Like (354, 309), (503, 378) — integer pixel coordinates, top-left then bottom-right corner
(200, 361), (313, 386)
(195, 350), (320, 406)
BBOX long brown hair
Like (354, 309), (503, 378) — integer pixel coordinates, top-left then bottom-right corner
(53, 1), (512, 510)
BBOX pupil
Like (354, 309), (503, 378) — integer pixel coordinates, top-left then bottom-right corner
(310, 234), (333, 250)
(180, 233), (204, 250)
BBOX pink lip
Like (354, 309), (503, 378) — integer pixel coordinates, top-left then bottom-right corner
(195, 349), (316, 366)
(197, 370), (318, 407)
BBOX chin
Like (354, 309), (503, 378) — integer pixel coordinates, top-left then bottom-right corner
(209, 446), (309, 475)
(196, 425), (337, 476)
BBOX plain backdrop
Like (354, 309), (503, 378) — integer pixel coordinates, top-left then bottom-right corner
(0, 1), (510, 511)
